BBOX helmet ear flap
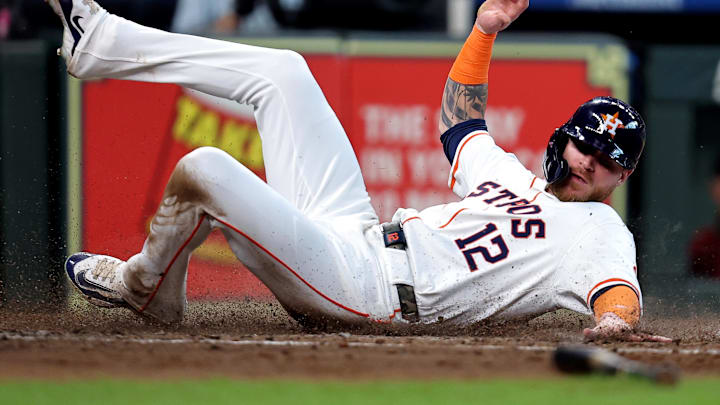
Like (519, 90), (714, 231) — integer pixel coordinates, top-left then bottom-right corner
(543, 129), (570, 184)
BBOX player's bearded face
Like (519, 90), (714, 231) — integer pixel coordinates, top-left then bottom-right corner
(549, 138), (632, 203)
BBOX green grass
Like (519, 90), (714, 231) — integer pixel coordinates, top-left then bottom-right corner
(0, 377), (718, 405)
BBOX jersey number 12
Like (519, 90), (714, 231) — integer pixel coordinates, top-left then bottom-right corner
(454, 219), (545, 271)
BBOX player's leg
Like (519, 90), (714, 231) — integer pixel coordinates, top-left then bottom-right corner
(47, 0), (376, 224)
(67, 147), (393, 324)
(51, 0), (389, 324)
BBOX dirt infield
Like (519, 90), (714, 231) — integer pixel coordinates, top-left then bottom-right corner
(1, 299), (719, 380)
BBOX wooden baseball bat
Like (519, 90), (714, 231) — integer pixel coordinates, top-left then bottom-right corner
(553, 345), (679, 385)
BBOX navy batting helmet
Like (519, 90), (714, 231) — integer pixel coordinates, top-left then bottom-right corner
(542, 96), (646, 184)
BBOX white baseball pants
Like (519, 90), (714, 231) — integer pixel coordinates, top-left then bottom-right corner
(67, 12), (404, 325)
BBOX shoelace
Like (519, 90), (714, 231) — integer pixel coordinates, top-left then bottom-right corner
(92, 259), (118, 282)
(82, 0), (100, 14)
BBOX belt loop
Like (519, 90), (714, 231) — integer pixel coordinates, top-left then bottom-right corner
(396, 284), (419, 323)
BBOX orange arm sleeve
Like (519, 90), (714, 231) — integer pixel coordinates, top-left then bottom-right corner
(592, 285), (641, 327)
(448, 26), (497, 85)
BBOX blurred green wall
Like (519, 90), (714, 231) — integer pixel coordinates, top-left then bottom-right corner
(639, 46), (720, 310)
(0, 40), (66, 308)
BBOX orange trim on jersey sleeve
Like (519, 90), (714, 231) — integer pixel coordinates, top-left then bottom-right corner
(450, 132), (485, 190)
(528, 191), (542, 204)
(448, 27), (497, 85)
(439, 208), (467, 229)
(586, 278), (640, 307)
(402, 216), (421, 225)
(592, 285), (641, 326)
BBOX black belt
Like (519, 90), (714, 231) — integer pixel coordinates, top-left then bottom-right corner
(381, 221), (419, 323)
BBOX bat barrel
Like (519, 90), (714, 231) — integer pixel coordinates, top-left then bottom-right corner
(553, 345), (680, 385)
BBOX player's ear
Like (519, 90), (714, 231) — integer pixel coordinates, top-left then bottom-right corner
(618, 169), (634, 185)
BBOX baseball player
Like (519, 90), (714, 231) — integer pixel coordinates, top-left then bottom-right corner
(52, 0), (669, 341)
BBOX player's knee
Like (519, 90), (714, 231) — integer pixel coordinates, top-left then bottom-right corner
(175, 146), (231, 175)
(273, 50), (313, 83)
(278, 49), (308, 69)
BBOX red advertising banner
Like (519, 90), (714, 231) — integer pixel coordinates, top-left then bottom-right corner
(81, 47), (610, 299)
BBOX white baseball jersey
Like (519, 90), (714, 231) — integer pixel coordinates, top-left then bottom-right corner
(393, 124), (642, 325)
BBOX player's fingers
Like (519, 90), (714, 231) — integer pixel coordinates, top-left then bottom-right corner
(476, 0), (528, 34)
(584, 327), (672, 343)
(583, 326), (627, 342)
(619, 332), (674, 343)
(509, 0), (530, 17)
(632, 333), (674, 343)
(582, 327), (600, 340)
(477, 10), (511, 34)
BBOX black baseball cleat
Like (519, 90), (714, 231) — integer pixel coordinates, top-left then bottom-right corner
(44, 0), (105, 61)
(65, 252), (130, 308)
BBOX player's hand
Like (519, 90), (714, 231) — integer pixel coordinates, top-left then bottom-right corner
(475, 0), (529, 34)
(583, 313), (673, 343)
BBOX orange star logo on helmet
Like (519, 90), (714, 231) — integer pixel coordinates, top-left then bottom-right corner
(601, 112), (625, 138)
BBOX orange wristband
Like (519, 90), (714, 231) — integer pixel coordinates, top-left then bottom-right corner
(448, 26), (497, 85)
(592, 285), (640, 326)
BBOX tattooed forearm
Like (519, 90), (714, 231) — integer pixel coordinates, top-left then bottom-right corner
(439, 78), (488, 134)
